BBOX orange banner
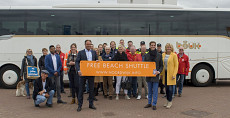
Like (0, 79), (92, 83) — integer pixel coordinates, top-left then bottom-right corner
(80, 61), (156, 77)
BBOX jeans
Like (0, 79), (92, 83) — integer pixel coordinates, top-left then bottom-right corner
(173, 74), (185, 95)
(116, 76), (128, 94)
(137, 77), (148, 96)
(60, 71), (64, 92)
(128, 77), (137, 97)
(35, 90), (55, 105)
(25, 79), (35, 96)
(68, 70), (79, 98)
(147, 82), (159, 106)
(50, 76), (61, 101)
(165, 71), (173, 102)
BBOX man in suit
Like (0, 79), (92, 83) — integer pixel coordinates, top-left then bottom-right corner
(76, 40), (98, 112)
(33, 70), (54, 107)
(45, 45), (66, 104)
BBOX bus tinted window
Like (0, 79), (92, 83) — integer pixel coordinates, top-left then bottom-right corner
(0, 10), (230, 36)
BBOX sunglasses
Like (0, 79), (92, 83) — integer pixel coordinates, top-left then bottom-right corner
(179, 49), (184, 51)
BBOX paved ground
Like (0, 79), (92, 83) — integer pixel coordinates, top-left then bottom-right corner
(0, 80), (230, 118)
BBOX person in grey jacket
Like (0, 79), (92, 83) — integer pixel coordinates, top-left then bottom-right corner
(144, 41), (163, 110)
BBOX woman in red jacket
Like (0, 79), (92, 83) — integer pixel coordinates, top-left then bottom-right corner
(173, 47), (189, 97)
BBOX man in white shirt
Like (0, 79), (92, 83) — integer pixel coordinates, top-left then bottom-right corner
(45, 45), (66, 104)
(76, 40), (98, 112)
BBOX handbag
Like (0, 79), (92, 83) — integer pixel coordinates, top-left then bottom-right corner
(26, 58), (40, 79)
(121, 77), (131, 90)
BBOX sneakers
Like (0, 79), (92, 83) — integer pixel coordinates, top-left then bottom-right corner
(116, 95), (119, 100)
(152, 106), (157, 110)
(166, 102), (172, 109)
(178, 94), (182, 97)
(164, 101), (169, 107)
(136, 95), (141, 100)
(125, 95), (130, 100)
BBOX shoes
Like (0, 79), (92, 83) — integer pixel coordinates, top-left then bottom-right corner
(57, 100), (67, 104)
(172, 95), (175, 98)
(160, 90), (165, 94)
(89, 105), (96, 110)
(162, 94), (166, 98)
(178, 94), (182, 97)
(77, 106), (82, 112)
(164, 101), (169, 107)
(144, 104), (152, 108)
(166, 102), (172, 109)
(94, 97), (98, 101)
(104, 95), (108, 99)
(71, 98), (75, 104)
(35, 104), (40, 107)
(116, 95), (119, 100)
(125, 95), (130, 100)
(136, 95), (141, 100)
(109, 96), (112, 100)
(152, 106), (157, 110)
(46, 103), (52, 107)
(27, 96), (30, 99)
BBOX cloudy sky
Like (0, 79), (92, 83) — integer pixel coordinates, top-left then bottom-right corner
(0, 0), (229, 8)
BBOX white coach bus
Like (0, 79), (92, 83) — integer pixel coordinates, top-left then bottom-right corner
(0, 4), (230, 88)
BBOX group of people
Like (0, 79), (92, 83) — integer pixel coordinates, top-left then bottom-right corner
(20, 39), (189, 111)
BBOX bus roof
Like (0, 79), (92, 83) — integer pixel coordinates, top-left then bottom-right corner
(0, 4), (230, 11)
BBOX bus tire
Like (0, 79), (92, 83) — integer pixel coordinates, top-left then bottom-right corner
(191, 64), (213, 87)
(0, 65), (20, 89)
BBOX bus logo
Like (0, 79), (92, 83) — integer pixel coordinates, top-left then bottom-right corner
(176, 41), (201, 49)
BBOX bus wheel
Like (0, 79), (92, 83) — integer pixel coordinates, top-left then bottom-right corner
(191, 64), (214, 87)
(0, 65), (20, 89)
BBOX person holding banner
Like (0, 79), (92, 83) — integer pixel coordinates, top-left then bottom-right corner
(136, 45), (148, 100)
(102, 46), (114, 100)
(143, 41), (163, 110)
(113, 45), (130, 100)
(127, 46), (142, 98)
(161, 43), (178, 109)
(20, 49), (38, 99)
(76, 40), (98, 112)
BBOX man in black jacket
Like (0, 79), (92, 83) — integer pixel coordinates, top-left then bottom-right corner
(76, 40), (98, 112)
(144, 41), (163, 110)
(33, 70), (54, 107)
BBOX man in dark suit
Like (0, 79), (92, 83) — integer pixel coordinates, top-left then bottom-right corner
(33, 70), (54, 107)
(45, 45), (66, 104)
(76, 40), (98, 112)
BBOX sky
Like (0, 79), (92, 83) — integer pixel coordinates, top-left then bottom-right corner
(0, 0), (229, 8)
